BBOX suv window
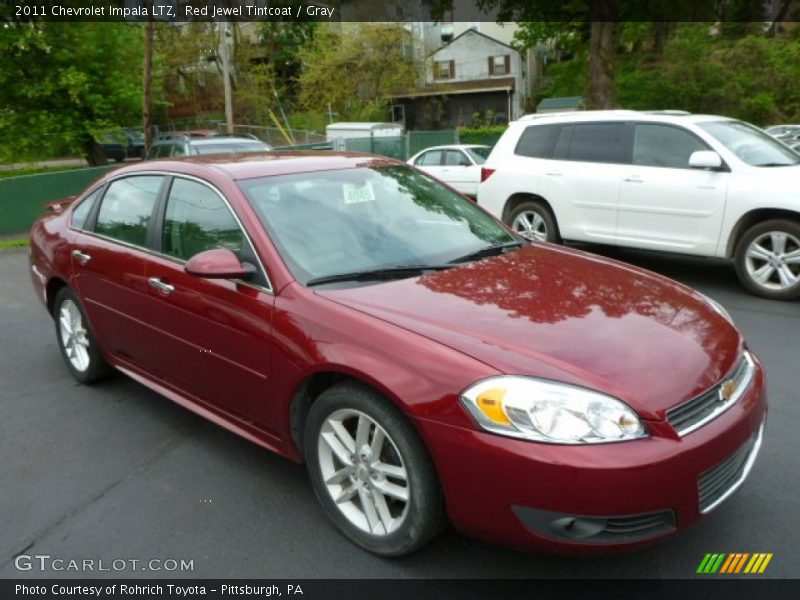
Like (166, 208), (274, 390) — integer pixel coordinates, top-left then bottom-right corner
(417, 150), (443, 166)
(515, 124), (559, 159)
(633, 124), (708, 168)
(162, 178), (244, 261)
(568, 122), (629, 163)
(94, 176), (163, 246)
(70, 188), (101, 230)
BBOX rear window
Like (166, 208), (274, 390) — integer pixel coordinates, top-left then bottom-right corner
(515, 125), (559, 159)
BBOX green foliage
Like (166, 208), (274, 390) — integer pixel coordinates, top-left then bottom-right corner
(458, 125), (507, 147)
(616, 25), (800, 125)
(0, 22), (143, 163)
(297, 23), (418, 120)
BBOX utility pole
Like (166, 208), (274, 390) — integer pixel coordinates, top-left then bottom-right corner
(143, 19), (154, 151)
(220, 21), (234, 134)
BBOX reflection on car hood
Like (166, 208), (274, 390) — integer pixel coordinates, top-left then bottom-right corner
(318, 244), (742, 419)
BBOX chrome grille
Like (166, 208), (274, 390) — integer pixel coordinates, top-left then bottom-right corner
(698, 422), (764, 514)
(667, 353), (754, 437)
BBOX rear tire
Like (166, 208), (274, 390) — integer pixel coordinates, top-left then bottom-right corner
(54, 287), (113, 383)
(506, 200), (561, 243)
(734, 219), (800, 300)
(304, 382), (443, 556)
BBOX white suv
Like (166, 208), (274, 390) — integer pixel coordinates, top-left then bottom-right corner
(478, 110), (800, 300)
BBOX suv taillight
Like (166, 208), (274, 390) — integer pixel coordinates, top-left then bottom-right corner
(480, 167), (496, 182)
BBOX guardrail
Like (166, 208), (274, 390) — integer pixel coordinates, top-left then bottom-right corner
(0, 166), (113, 235)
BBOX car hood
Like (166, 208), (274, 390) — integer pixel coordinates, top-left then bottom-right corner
(317, 245), (743, 420)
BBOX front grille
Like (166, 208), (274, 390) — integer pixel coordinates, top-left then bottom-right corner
(667, 354), (753, 436)
(698, 423), (764, 514)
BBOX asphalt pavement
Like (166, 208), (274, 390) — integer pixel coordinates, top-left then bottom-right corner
(1, 245), (798, 579)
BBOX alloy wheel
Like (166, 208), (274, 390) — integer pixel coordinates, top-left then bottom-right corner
(744, 231), (800, 292)
(59, 299), (91, 372)
(512, 210), (548, 241)
(317, 408), (410, 536)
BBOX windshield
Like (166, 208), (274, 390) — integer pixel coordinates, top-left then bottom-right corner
(193, 142), (269, 155)
(465, 146), (490, 164)
(240, 166), (516, 285)
(699, 120), (800, 167)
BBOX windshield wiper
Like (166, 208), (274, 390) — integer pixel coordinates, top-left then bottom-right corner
(755, 162), (794, 167)
(306, 265), (451, 287)
(448, 240), (527, 264)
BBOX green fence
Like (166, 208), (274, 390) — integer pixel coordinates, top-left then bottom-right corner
(408, 130), (459, 156)
(0, 166), (113, 235)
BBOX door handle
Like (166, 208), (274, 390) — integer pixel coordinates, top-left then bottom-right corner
(545, 171), (562, 177)
(72, 250), (91, 264)
(623, 175), (643, 183)
(148, 277), (175, 294)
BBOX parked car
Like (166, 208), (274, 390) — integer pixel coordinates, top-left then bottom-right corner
(98, 129), (146, 162)
(29, 153), (766, 556)
(145, 136), (272, 159)
(764, 124), (800, 138)
(478, 110), (800, 300)
(407, 144), (491, 196)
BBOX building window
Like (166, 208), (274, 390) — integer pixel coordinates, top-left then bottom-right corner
(433, 60), (455, 80)
(489, 54), (510, 76)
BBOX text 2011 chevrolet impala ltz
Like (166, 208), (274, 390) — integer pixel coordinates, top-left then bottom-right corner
(29, 152), (767, 556)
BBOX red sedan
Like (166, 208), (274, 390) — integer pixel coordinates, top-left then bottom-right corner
(29, 153), (767, 556)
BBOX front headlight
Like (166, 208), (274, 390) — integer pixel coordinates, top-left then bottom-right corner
(460, 377), (647, 444)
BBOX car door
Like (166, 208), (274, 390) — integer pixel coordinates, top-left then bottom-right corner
(413, 149), (445, 181)
(535, 122), (630, 243)
(616, 123), (729, 255)
(442, 149), (480, 195)
(141, 176), (277, 431)
(71, 175), (168, 372)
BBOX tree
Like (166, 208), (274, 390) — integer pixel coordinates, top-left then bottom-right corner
(442, 0), (728, 109)
(296, 23), (418, 120)
(0, 22), (143, 165)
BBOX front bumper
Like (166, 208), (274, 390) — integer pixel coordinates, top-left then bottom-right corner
(413, 358), (767, 554)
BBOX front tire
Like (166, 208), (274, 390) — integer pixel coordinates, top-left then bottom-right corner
(304, 382), (443, 556)
(54, 287), (113, 383)
(506, 200), (561, 243)
(734, 219), (800, 300)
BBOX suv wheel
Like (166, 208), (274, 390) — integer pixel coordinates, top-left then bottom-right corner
(735, 219), (800, 300)
(304, 382), (443, 556)
(506, 201), (561, 243)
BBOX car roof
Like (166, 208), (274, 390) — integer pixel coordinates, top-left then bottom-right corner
(413, 144), (490, 153)
(189, 137), (268, 146)
(118, 151), (405, 181)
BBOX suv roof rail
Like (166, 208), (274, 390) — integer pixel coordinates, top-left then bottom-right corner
(641, 110), (691, 115)
(517, 110), (638, 122)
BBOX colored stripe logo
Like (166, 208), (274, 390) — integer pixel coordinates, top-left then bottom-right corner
(697, 553), (773, 574)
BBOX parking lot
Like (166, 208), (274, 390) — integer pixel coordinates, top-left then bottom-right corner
(1, 244), (798, 579)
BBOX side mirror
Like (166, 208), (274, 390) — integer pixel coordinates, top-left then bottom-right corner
(689, 150), (723, 169)
(184, 248), (255, 280)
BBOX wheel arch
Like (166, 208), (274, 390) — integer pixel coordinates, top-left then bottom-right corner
(502, 192), (556, 223)
(726, 208), (800, 257)
(45, 277), (69, 317)
(288, 367), (418, 461)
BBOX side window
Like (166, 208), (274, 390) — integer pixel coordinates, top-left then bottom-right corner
(515, 124), (559, 159)
(417, 150), (443, 166)
(70, 188), (101, 230)
(170, 144), (186, 157)
(553, 125), (572, 159)
(445, 150), (470, 166)
(94, 176), (163, 246)
(633, 124), (708, 169)
(162, 178), (244, 261)
(568, 123), (629, 163)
